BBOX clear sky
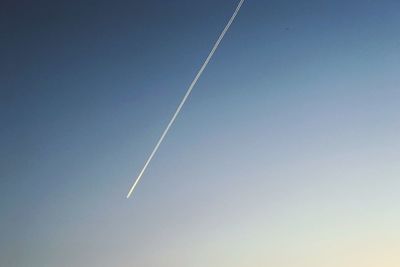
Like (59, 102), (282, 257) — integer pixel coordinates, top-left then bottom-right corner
(1, 0), (400, 266)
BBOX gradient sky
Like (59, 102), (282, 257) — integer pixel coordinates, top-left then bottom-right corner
(1, 0), (400, 266)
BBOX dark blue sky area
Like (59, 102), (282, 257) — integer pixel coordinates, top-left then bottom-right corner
(1, 1), (400, 266)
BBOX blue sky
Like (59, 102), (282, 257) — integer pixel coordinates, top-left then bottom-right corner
(1, 0), (400, 266)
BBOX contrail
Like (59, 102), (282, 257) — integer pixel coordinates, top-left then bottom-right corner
(126, 0), (245, 198)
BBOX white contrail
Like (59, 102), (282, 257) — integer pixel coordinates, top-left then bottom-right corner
(127, 0), (245, 198)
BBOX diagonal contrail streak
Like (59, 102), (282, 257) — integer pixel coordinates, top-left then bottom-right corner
(127, 0), (245, 198)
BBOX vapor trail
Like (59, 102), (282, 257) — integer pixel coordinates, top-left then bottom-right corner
(127, 0), (245, 198)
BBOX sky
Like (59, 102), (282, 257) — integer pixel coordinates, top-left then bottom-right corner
(1, 0), (400, 266)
